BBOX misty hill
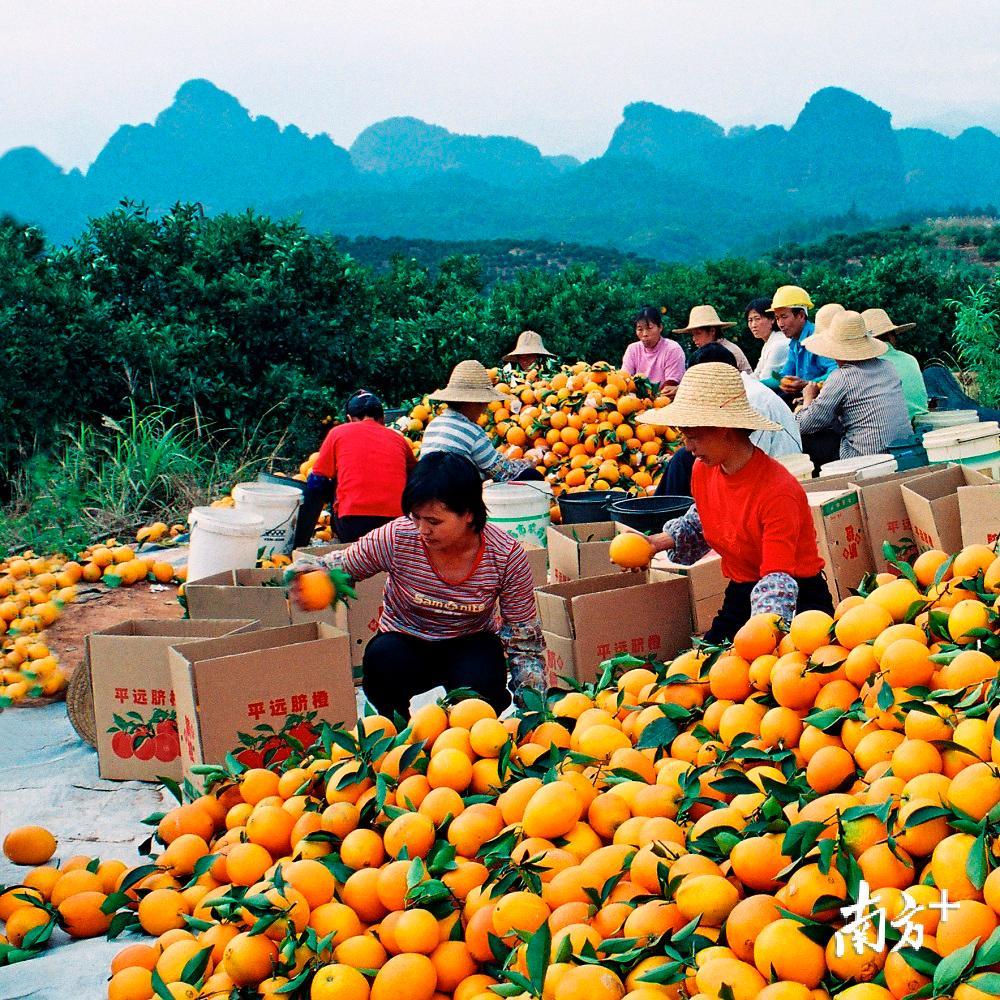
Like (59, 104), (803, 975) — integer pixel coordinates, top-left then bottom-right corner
(349, 117), (577, 186)
(1, 80), (999, 257)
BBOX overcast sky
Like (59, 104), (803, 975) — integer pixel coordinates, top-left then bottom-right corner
(3, 1), (999, 170)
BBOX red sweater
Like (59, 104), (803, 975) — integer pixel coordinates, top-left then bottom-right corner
(312, 421), (416, 518)
(692, 448), (824, 583)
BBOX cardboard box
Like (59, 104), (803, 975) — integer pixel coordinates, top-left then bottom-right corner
(651, 551), (727, 633)
(169, 622), (356, 788)
(88, 618), (257, 782)
(536, 571), (692, 685)
(185, 567), (347, 631)
(843, 465), (943, 570)
(807, 489), (873, 603)
(546, 522), (618, 582)
(902, 465), (1000, 552)
(521, 541), (549, 589)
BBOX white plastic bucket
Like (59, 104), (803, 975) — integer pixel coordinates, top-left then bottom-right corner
(819, 454), (898, 481)
(186, 506), (265, 582)
(922, 421), (1000, 462)
(232, 482), (304, 557)
(775, 452), (814, 482)
(483, 482), (553, 548)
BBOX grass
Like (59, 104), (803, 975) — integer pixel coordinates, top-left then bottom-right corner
(0, 404), (282, 556)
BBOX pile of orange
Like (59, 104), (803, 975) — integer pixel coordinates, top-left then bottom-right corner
(3, 544), (999, 999)
(0, 552), (80, 706)
(76, 539), (182, 590)
(400, 364), (679, 515)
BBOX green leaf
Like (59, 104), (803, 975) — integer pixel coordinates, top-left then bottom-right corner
(966, 830), (989, 890)
(151, 967), (174, 1000)
(525, 920), (551, 993)
(179, 945), (213, 985)
(932, 936), (979, 994)
(898, 944), (940, 976)
(635, 715), (681, 750)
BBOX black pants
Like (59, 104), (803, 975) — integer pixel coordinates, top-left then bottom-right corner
(655, 447), (696, 498)
(293, 474), (333, 549)
(704, 573), (835, 644)
(362, 631), (511, 719)
(334, 514), (393, 544)
(802, 430), (841, 471)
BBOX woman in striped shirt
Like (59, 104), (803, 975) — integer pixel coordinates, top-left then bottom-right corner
(312, 452), (546, 717)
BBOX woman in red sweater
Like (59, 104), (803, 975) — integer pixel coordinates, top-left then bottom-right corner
(637, 362), (834, 642)
(294, 390), (416, 546)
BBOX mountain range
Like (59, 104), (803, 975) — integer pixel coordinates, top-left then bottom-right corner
(2, 78), (999, 259)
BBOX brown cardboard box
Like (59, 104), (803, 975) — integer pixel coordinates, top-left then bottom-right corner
(89, 619), (257, 782)
(169, 622), (356, 788)
(843, 466), (943, 569)
(521, 541), (549, 589)
(807, 489), (873, 603)
(185, 567), (347, 631)
(901, 465), (1000, 552)
(546, 522), (618, 582)
(651, 551), (727, 633)
(535, 571), (692, 686)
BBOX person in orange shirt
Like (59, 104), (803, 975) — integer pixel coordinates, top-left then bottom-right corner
(637, 363), (834, 642)
(293, 390), (416, 546)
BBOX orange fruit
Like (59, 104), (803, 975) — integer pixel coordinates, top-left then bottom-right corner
(370, 953), (438, 1000)
(292, 570), (336, 611)
(222, 932), (279, 987)
(609, 533), (654, 569)
(3, 825), (57, 865)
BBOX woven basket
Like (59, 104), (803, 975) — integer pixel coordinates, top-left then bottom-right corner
(66, 649), (97, 747)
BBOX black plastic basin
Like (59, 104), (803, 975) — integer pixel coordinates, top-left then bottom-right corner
(608, 495), (693, 534)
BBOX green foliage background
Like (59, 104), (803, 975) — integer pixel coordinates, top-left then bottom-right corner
(1, 203), (996, 491)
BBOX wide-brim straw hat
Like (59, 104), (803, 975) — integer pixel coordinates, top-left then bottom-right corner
(673, 305), (736, 334)
(813, 302), (846, 336)
(503, 329), (554, 361)
(862, 307), (916, 338)
(430, 360), (506, 403)
(802, 310), (887, 362)
(637, 362), (781, 431)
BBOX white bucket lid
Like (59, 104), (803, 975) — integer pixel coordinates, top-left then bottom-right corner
(189, 506), (265, 537)
(819, 454), (896, 478)
(232, 482), (303, 506)
(922, 421), (999, 445)
(483, 481), (553, 499)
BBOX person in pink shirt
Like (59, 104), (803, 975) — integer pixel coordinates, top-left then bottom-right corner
(621, 305), (687, 397)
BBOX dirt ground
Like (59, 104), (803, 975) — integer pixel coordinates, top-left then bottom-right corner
(43, 582), (185, 679)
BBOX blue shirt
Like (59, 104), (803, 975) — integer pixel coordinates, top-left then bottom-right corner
(780, 321), (837, 382)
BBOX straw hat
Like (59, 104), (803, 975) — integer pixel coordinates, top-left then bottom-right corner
(862, 307), (916, 338)
(430, 360), (506, 403)
(813, 302), (846, 335)
(503, 330), (554, 361)
(637, 362), (781, 431)
(801, 310), (887, 362)
(673, 305), (736, 334)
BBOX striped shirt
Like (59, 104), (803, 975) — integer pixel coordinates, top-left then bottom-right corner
(420, 409), (531, 482)
(332, 517), (538, 639)
(796, 358), (912, 459)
